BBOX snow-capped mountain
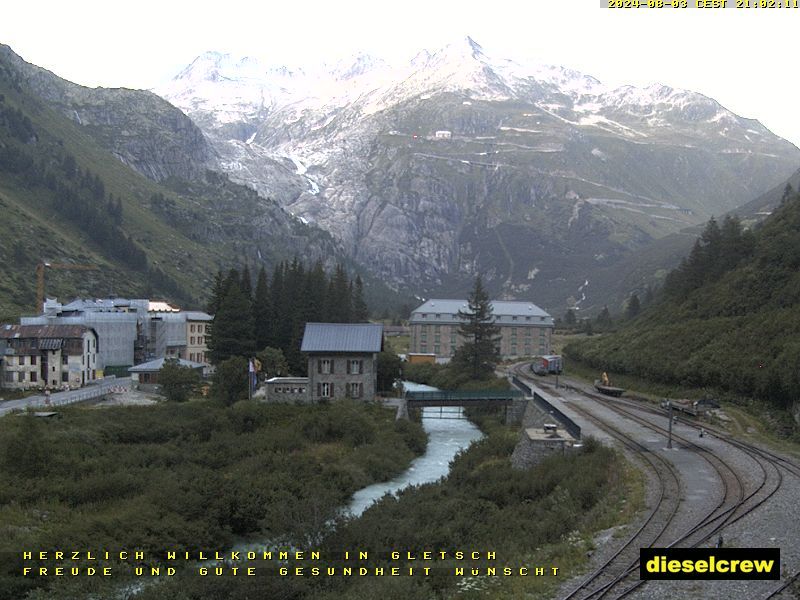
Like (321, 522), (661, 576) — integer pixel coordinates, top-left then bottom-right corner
(155, 36), (800, 310)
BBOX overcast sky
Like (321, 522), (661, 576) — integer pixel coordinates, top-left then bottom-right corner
(3, 0), (800, 146)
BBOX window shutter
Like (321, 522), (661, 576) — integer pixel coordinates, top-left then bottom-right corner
(317, 360), (321, 374)
(317, 383), (321, 397)
(330, 360), (334, 374)
(359, 383), (363, 398)
(359, 360), (364, 374)
(346, 360), (351, 374)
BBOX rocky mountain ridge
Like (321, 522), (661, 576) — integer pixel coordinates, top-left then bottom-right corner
(155, 37), (800, 311)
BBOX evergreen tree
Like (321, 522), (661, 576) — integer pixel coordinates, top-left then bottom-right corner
(240, 263), (253, 301)
(596, 306), (612, 328)
(625, 294), (641, 319)
(564, 309), (577, 327)
(253, 266), (271, 350)
(206, 270), (226, 315)
(207, 270), (256, 363)
(352, 275), (369, 322)
(451, 276), (501, 380)
(326, 263), (352, 322)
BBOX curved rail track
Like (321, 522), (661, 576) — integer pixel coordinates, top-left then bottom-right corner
(509, 364), (797, 599)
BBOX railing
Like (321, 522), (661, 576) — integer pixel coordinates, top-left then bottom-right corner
(511, 375), (582, 440)
(405, 390), (523, 402)
(37, 377), (130, 409)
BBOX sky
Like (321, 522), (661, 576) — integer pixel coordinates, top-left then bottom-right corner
(2, 0), (800, 146)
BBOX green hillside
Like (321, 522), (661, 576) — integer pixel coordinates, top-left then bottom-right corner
(566, 187), (800, 416)
(0, 49), (340, 321)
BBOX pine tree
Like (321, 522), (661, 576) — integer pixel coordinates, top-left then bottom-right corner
(564, 309), (577, 327)
(596, 306), (612, 328)
(352, 275), (368, 322)
(451, 275), (501, 380)
(207, 270), (256, 363)
(253, 266), (271, 350)
(625, 294), (641, 319)
(206, 270), (226, 315)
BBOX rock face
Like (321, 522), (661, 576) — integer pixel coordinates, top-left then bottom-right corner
(155, 39), (799, 309)
(0, 44), (215, 182)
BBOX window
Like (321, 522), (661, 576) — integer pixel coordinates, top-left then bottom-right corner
(450, 345), (456, 354)
(434, 344), (440, 354)
(435, 313), (441, 319)
(540, 316), (545, 322)
(421, 313), (427, 319)
(450, 334), (456, 343)
(512, 316), (518, 321)
(30, 355), (37, 366)
(62, 373), (69, 383)
(434, 325), (440, 332)
(4, 372), (13, 383)
(190, 324), (195, 333)
(320, 382), (332, 397)
(199, 336), (204, 344)
(348, 359), (363, 375)
(526, 316), (531, 321)
(318, 359), (332, 374)
(19, 356), (25, 366)
(349, 382), (362, 398)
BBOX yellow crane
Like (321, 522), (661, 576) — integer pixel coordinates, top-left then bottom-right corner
(35, 262), (100, 313)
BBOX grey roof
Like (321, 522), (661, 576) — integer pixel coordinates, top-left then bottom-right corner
(0, 324), (94, 339)
(412, 298), (551, 321)
(300, 323), (383, 353)
(129, 358), (206, 372)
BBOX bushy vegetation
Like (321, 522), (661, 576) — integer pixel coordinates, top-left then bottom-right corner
(0, 401), (426, 600)
(567, 193), (800, 419)
(129, 430), (630, 600)
(402, 362), (510, 391)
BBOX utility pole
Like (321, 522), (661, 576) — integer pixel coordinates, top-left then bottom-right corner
(667, 401), (673, 449)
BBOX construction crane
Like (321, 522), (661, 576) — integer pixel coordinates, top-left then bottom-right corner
(35, 262), (100, 313)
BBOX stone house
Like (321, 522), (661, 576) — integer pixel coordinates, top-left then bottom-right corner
(300, 322), (383, 402)
(0, 324), (99, 390)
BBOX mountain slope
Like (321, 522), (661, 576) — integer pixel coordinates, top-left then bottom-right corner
(0, 46), (343, 320)
(157, 37), (800, 312)
(566, 190), (800, 419)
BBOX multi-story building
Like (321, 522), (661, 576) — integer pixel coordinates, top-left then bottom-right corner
(0, 324), (99, 390)
(300, 322), (383, 402)
(20, 298), (212, 373)
(409, 299), (554, 361)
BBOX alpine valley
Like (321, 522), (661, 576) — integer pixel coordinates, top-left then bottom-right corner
(155, 37), (800, 312)
(1, 37), (798, 317)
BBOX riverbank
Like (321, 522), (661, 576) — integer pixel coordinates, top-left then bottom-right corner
(0, 399), (426, 600)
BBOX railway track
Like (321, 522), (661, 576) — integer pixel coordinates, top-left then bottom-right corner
(509, 364), (796, 600)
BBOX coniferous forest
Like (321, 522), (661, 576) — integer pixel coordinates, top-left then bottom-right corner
(207, 260), (370, 375)
(567, 187), (800, 417)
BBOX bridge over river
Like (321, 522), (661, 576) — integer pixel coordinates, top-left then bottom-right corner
(400, 389), (524, 420)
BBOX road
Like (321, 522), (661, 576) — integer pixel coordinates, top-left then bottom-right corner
(0, 377), (131, 417)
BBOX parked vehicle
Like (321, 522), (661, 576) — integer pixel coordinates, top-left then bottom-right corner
(531, 355), (563, 375)
(594, 371), (625, 397)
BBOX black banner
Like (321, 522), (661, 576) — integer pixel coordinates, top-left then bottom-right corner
(640, 548), (780, 580)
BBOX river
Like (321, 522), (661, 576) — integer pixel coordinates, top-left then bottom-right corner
(345, 382), (484, 517)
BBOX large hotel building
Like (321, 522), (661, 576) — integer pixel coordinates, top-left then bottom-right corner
(409, 299), (554, 361)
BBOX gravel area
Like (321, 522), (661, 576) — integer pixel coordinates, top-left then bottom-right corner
(528, 378), (799, 600)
